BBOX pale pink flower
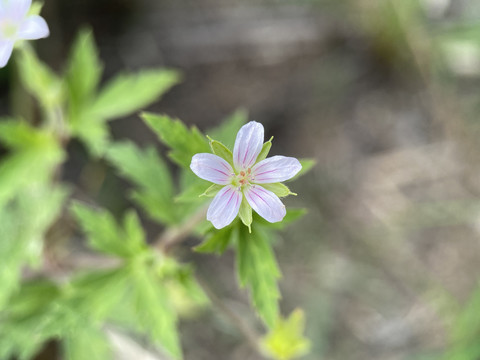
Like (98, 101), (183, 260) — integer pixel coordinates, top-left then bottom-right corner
(190, 121), (302, 229)
(0, 0), (49, 68)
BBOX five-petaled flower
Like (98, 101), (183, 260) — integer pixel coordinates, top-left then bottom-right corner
(0, 0), (49, 68)
(190, 121), (302, 229)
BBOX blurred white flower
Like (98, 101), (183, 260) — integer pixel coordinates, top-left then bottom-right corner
(0, 0), (49, 67)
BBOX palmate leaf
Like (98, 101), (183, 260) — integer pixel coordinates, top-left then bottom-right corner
(91, 69), (180, 121)
(236, 225), (281, 328)
(63, 31), (180, 155)
(142, 113), (210, 168)
(106, 141), (180, 224)
(17, 46), (64, 110)
(71, 203), (147, 258)
(0, 184), (68, 309)
(66, 29), (103, 112)
(64, 326), (112, 360)
(130, 263), (182, 360)
(207, 108), (247, 148)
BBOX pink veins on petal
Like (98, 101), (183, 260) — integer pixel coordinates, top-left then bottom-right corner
(190, 120), (302, 229)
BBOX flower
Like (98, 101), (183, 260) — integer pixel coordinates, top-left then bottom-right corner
(0, 0), (49, 68)
(190, 121), (302, 229)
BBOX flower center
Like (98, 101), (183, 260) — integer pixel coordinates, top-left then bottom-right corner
(1, 20), (18, 39)
(235, 168), (254, 189)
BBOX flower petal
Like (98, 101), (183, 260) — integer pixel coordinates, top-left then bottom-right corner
(190, 153), (234, 185)
(252, 155), (302, 183)
(244, 185), (286, 223)
(207, 185), (242, 229)
(7, 0), (31, 20)
(0, 40), (14, 68)
(18, 15), (49, 39)
(233, 121), (264, 171)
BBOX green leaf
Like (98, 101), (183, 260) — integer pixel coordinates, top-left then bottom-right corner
(66, 29), (103, 111)
(175, 180), (213, 203)
(106, 141), (179, 224)
(142, 113), (210, 168)
(236, 226), (281, 328)
(130, 264), (182, 359)
(0, 184), (68, 308)
(262, 183), (295, 198)
(194, 225), (236, 255)
(71, 202), (147, 257)
(260, 309), (311, 360)
(71, 115), (110, 156)
(17, 46), (64, 109)
(207, 109), (248, 148)
(64, 326), (112, 360)
(91, 69), (180, 120)
(256, 136), (273, 163)
(209, 139), (234, 167)
(239, 198), (252, 232)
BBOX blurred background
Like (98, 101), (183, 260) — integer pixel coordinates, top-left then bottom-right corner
(4, 0), (480, 359)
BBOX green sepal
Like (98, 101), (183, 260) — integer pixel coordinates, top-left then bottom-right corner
(261, 183), (296, 198)
(207, 137), (234, 168)
(200, 184), (224, 197)
(256, 136), (274, 163)
(238, 198), (252, 232)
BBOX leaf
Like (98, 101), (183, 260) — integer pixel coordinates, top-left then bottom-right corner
(17, 46), (64, 109)
(261, 183), (295, 198)
(142, 113), (210, 168)
(66, 29), (103, 111)
(236, 226), (281, 328)
(71, 202), (147, 257)
(288, 158), (315, 182)
(194, 225), (236, 255)
(130, 264), (182, 359)
(91, 69), (180, 120)
(0, 185), (68, 308)
(71, 115), (110, 156)
(106, 141), (179, 224)
(260, 309), (311, 360)
(64, 326), (112, 360)
(175, 180), (212, 203)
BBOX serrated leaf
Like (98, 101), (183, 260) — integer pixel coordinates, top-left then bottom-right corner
(130, 265), (182, 359)
(64, 326), (112, 360)
(260, 309), (311, 360)
(17, 46), (64, 109)
(236, 226), (281, 328)
(0, 184), (68, 308)
(261, 183), (295, 198)
(106, 141), (179, 224)
(91, 69), (180, 120)
(71, 203), (147, 257)
(66, 29), (103, 111)
(71, 115), (110, 156)
(142, 113), (210, 168)
(194, 225), (236, 255)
